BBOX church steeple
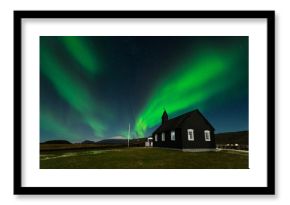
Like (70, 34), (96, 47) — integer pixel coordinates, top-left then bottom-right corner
(162, 109), (168, 124)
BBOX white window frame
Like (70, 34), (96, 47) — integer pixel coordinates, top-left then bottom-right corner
(155, 134), (158, 142)
(161, 132), (165, 141)
(187, 129), (194, 141)
(204, 130), (211, 141)
(171, 130), (175, 141)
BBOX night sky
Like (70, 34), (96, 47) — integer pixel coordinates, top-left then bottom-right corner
(40, 36), (248, 143)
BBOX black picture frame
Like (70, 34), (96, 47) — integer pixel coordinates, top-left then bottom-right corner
(14, 10), (275, 195)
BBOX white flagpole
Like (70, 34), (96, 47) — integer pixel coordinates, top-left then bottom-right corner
(128, 123), (130, 148)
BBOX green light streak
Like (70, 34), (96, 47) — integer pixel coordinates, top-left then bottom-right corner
(135, 51), (240, 137)
(85, 116), (106, 136)
(40, 47), (106, 137)
(40, 108), (80, 141)
(61, 36), (101, 75)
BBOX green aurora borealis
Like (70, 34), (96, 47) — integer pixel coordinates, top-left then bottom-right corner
(41, 40), (107, 139)
(40, 36), (248, 142)
(135, 50), (243, 136)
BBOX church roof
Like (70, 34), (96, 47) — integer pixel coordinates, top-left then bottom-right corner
(153, 109), (214, 133)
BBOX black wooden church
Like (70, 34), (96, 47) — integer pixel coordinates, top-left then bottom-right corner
(151, 109), (216, 151)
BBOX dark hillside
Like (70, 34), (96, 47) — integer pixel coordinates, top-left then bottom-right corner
(215, 131), (248, 145)
(41, 140), (72, 144)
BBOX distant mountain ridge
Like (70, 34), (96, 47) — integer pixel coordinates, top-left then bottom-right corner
(95, 139), (128, 145)
(41, 140), (72, 144)
(81, 140), (96, 144)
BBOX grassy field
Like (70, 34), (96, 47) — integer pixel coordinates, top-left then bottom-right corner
(40, 141), (144, 151)
(40, 147), (248, 169)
